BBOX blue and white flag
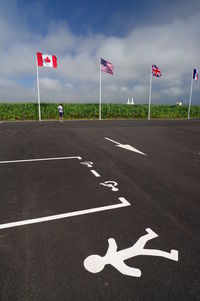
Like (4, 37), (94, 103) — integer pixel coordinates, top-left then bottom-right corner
(193, 68), (198, 81)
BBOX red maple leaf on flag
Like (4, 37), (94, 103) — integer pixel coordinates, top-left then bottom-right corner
(44, 57), (51, 63)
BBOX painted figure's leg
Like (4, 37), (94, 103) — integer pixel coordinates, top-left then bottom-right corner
(113, 261), (142, 277)
(140, 249), (178, 261)
(106, 238), (118, 255)
(132, 228), (158, 250)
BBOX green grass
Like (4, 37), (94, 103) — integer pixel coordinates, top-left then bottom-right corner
(0, 103), (199, 120)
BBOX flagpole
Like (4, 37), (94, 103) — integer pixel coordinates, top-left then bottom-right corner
(148, 66), (152, 120)
(99, 60), (102, 120)
(188, 70), (193, 120)
(36, 56), (41, 122)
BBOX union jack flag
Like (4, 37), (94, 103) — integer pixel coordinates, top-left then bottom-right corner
(101, 58), (114, 75)
(152, 64), (162, 77)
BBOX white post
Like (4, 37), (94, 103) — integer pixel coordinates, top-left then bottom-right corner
(36, 58), (41, 122)
(188, 71), (193, 120)
(99, 61), (102, 120)
(148, 67), (152, 120)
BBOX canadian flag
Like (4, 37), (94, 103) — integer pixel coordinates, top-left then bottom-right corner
(37, 52), (57, 68)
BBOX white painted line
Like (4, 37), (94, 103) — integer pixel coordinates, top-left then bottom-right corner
(105, 137), (147, 156)
(0, 156), (82, 164)
(90, 170), (101, 177)
(105, 137), (120, 145)
(0, 197), (131, 230)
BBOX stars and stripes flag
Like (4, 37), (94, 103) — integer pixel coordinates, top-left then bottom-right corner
(37, 52), (57, 68)
(193, 68), (198, 81)
(152, 64), (162, 77)
(101, 58), (114, 75)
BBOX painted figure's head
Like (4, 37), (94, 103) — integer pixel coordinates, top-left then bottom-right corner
(84, 255), (105, 273)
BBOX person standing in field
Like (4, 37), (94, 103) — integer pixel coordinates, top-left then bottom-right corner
(58, 103), (63, 122)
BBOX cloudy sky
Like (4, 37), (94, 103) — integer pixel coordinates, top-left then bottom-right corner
(0, 0), (200, 104)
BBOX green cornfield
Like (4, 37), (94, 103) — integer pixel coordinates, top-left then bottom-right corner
(0, 103), (199, 120)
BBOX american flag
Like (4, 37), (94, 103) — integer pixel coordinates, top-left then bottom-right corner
(152, 64), (162, 77)
(193, 68), (198, 81)
(101, 58), (114, 75)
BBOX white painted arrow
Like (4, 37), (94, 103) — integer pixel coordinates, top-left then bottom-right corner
(105, 137), (147, 156)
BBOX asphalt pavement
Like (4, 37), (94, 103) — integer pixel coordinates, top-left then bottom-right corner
(0, 119), (199, 301)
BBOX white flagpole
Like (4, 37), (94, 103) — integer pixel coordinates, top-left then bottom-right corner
(188, 70), (193, 120)
(99, 60), (102, 120)
(148, 66), (152, 120)
(36, 57), (41, 122)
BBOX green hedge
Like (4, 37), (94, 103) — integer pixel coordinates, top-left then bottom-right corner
(0, 103), (199, 120)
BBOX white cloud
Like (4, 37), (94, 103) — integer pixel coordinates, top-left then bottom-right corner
(121, 86), (129, 92)
(0, 2), (200, 104)
(161, 87), (183, 97)
(65, 83), (73, 89)
(40, 78), (62, 91)
(0, 78), (34, 101)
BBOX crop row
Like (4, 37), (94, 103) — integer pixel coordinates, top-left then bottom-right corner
(0, 103), (199, 120)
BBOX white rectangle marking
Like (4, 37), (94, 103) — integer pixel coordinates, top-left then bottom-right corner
(0, 156), (82, 164)
(0, 197), (131, 230)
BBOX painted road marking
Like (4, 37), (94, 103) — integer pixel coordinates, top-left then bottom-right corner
(0, 156), (82, 164)
(80, 161), (93, 168)
(105, 137), (147, 156)
(84, 228), (178, 277)
(91, 170), (101, 177)
(100, 181), (119, 191)
(0, 197), (130, 230)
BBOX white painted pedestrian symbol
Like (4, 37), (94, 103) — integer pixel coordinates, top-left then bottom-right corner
(80, 161), (93, 168)
(84, 228), (179, 277)
(100, 181), (119, 192)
